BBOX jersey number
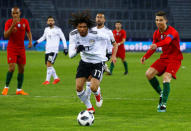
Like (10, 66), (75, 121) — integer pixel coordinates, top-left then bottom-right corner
(94, 69), (102, 78)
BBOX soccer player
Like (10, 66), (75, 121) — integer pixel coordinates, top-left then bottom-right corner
(110, 21), (128, 75)
(2, 7), (32, 95)
(140, 11), (183, 112)
(34, 16), (68, 85)
(69, 12), (117, 113)
(85, 12), (118, 102)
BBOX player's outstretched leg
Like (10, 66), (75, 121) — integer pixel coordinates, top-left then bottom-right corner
(43, 67), (52, 85)
(123, 61), (128, 75)
(76, 78), (95, 113)
(2, 63), (15, 95)
(51, 67), (60, 84)
(16, 64), (28, 95)
(104, 63), (111, 74)
(90, 78), (103, 107)
(109, 62), (115, 75)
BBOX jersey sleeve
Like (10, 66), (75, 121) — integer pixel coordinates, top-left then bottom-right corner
(59, 29), (67, 49)
(69, 33), (77, 58)
(37, 29), (46, 43)
(122, 30), (126, 39)
(109, 30), (115, 43)
(4, 20), (11, 32)
(25, 19), (31, 32)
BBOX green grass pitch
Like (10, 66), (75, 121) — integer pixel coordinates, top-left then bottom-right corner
(0, 51), (191, 131)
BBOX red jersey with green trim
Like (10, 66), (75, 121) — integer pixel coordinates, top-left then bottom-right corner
(143, 26), (183, 61)
(4, 18), (30, 49)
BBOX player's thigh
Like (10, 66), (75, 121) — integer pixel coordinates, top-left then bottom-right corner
(76, 60), (91, 79)
(165, 61), (181, 79)
(8, 63), (16, 72)
(149, 59), (167, 77)
(163, 72), (172, 82)
(145, 67), (159, 80)
(76, 77), (87, 92)
(45, 52), (57, 65)
(17, 50), (26, 65)
(7, 50), (17, 64)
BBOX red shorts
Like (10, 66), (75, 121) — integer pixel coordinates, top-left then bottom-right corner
(151, 58), (181, 79)
(113, 44), (126, 60)
(7, 48), (26, 65)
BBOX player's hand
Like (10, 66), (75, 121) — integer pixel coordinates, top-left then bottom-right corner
(63, 49), (68, 56)
(150, 44), (157, 50)
(77, 45), (85, 53)
(140, 57), (146, 64)
(28, 42), (32, 48)
(111, 55), (116, 64)
(33, 42), (38, 47)
(106, 53), (112, 60)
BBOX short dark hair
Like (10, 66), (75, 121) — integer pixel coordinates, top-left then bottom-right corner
(69, 11), (95, 28)
(115, 21), (122, 24)
(47, 16), (54, 20)
(155, 11), (167, 19)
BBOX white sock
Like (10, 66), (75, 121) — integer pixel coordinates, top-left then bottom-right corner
(17, 89), (22, 91)
(77, 90), (92, 109)
(51, 67), (58, 79)
(85, 82), (91, 97)
(46, 67), (52, 81)
(4, 86), (9, 89)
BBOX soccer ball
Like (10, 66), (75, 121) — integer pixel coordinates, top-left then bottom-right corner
(77, 110), (94, 126)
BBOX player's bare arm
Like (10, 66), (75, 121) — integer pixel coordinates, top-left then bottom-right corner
(111, 42), (118, 64)
(117, 38), (126, 46)
(26, 31), (32, 48)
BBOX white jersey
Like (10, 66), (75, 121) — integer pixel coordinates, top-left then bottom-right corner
(92, 26), (115, 54)
(69, 29), (110, 63)
(37, 26), (67, 54)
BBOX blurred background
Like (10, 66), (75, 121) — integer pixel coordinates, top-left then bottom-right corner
(0, 0), (191, 50)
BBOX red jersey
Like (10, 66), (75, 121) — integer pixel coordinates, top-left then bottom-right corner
(4, 18), (30, 49)
(143, 26), (183, 61)
(113, 29), (126, 47)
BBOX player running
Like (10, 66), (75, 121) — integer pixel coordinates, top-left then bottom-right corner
(85, 12), (118, 104)
(109, 21), (128, 75)
(68, 12), (117, 113)
(34, 16), (68, 85)
(2, 7), (32, 95)
(140, 11), (183, 112)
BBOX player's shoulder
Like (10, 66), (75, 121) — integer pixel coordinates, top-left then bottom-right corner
(89, 29), (98, 34)
(168, 26), (178, 33)
(121, 29), (126, 33)
(70, 29), (79, 36)
(5, 19), (13, 24)
(103, 26), (111, 31)
(21, 18), (29, 23)
(54, 25), (61, 30)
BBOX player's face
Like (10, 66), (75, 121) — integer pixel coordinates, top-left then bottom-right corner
(115, 23), (122, 30)
(11, 8), (21, 19)
(77, 23), (88, 37)
(96, 14), (105, 26)
(155, 16), (167, 30)
(47, 18), (55, 27)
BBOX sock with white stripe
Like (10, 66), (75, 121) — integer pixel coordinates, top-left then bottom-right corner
(46, 67), (52, 81)
(51, 67), (58, 79)
(77, 90), (92, 109)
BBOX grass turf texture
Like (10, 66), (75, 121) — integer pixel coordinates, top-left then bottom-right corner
(0, 51), (191, 131)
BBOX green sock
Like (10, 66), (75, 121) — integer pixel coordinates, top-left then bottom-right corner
(123, 61), (128, 73)
(162, 82), (170, 105)
(5, 71), (13, 87)
(149, 77), (162, 94)
(17, 73), (24, 89)
(110, 62), (114, 74)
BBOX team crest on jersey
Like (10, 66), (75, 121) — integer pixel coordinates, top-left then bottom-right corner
(89, 39), (95, 45)
(117, 32), (119, 35)
(161, 35), (163, 40)
(77, 41), (80, 45)
(18, 24), (21, 28)
(23, 24), (25, 28)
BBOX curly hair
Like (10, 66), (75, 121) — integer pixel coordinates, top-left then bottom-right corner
(69, 11), (95, 28)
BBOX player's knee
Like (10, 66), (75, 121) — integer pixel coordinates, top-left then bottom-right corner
(145, 71), (152, 80)
(76, 84), (83, 92)
(8, 65), (15, 72)
(163, 73), (171, 82)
